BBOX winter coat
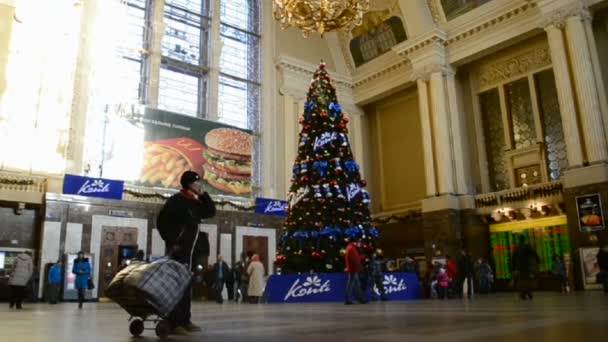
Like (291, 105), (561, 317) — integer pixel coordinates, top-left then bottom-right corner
(458, 255), (474, 278)
(246, 261), (265, 297)
(446, 260), (457, 279)
(157, 190), (215, 266)
(345, 243), (362, 273)
(553, 259), (567, 279)
(72, 258), (91, 290)
(597, 247), (608, 271)
(48, 264), (62, 284)
(512, 244), (540, 279)
(212, 261), (231, 281)
(9, 253), (33, 286)
(370, 258), (385, 277)
(437, 272), (450, 289)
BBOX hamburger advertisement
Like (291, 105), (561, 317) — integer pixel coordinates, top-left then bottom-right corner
(575, 193), (605, 232)
(134, 108), (252, 197)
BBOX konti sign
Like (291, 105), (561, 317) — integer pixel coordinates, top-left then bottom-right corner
(264, 273), (422, 303)
(63, 174), (124, 200)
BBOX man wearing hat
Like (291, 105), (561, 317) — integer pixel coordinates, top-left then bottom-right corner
(157, 171), (216, 335)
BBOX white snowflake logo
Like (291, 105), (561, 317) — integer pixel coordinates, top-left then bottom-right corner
(92, 180), (104, 188)
(383, 274), (398, 286)
(303, 275), (322, 287)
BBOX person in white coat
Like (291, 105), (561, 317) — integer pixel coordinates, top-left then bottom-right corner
(9, 252), (33, 309)
(246, 254), (265, 304)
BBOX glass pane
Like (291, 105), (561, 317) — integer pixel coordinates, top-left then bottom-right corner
(480, 89), (509, 191)
(220, 0), (259, 33)
(217, 76), (259, 129)
(536, 70), (568, 181)
(165, 0), (206, 14)
(121, 2), (146, 60)
(158, 68), (200, 116)
(122, 59), (143, 103)
(220, 25), (260, 81)
(162, 12), (203, 65)
(506, 78), (536, 149)
(440, 0), (492, 20)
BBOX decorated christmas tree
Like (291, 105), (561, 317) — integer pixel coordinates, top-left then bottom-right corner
(275, 62), (378, 274)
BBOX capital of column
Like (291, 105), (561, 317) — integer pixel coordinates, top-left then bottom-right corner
(412, 63), (455, 82)
(0, 0), (17, 7)
(539, 1), (591, 30)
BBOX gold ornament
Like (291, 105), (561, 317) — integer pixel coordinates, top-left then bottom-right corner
(273, 0), (370, 38)
(339, 248), (346, 256)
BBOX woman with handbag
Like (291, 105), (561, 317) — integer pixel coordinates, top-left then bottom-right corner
(72, 251), (92, 309)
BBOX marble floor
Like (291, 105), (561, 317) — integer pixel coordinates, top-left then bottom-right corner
(0, 292), (607, 342)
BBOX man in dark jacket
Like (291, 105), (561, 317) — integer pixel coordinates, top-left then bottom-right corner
(597, 245), (608, 292)
(212, 255), (230, 304)
(457, 250), (474, 298)
(512, 235), (540, 300)
(157, 171), (216, 334)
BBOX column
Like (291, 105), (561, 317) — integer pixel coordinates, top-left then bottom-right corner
(544, 24), (584, 167)
(445, 70), (470, 194)
(565, 14), (608, 163)
(583, 16), (608, 145)
(283, 95), (298, 194)
(429, 71), (456, 195)
(207, 0), (222, 120)
(146, 0), (165, 108)
(0, 0), (15, 101)
(349, 113), (366, 178)
(417, 78), (437, 197)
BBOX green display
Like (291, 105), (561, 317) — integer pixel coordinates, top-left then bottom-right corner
(490, 225), (571, 280)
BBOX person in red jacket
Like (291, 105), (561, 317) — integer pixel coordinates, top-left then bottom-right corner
(446, 255), (458, 280)
(344, 242), (367, 305)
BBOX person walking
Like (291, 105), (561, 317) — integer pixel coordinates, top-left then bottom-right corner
(436, 267), (450, 300)
(48, 260), (62, 304)
(597, 245), (608, 293)
(8, 251), (33, 309)
(157, 171), (215, 335)
(477, 258), (493, 294)
(344, 242), (367, 305)
(72, 251), (92, 309)
(233, 258), (245, 302)
(512, 235), (540, 300)
(552, 254), (569, 293)
(457, 250), (474, 298)
(246, 254), (265, 304)
(226, 264), (235, 301)
(370, 252), (387, 301)
(212, 255), (230, 304)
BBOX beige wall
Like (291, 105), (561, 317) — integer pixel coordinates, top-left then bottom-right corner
(275, 26), (335, 69)
(366, 87), (426, 214)
(0, 3), (15, 100)
(593, 9), (608, 102)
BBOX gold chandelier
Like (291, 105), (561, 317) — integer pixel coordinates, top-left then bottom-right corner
(273, 0), (370, 37)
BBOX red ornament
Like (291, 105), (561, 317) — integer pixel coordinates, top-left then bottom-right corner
(338, 123), (346, 130)
(361, 180), (367, 187)
(275, 254), (287, 265)
(312, 251), (322, 259)
(343, 117), (350, 124)
(321, 112), (328, 119)
(301, 176), (310, 183)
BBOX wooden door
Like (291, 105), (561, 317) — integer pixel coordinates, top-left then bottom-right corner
(243, 236), (269, 275)
(98, 226), (138, 297)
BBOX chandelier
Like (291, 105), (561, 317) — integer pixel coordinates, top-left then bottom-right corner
(273, 0), (370, 37)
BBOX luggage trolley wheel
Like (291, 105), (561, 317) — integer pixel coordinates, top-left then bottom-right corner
(155, 320), (171, 338)
(129, 319), (145, 337)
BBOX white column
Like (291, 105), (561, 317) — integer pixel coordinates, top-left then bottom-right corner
(0, 1), (15, 101)
(445, 71), (470, 194)
(283, 95), (298, 194)
(583, 17), (608, 146)
(417, 78), (437, 196)
(544, 24), (584, 167)
(207, 0), (222, 120)
(350, 113), (366, 178)
(429, 71), (455, 194)
(565, 15), (608, 163)
(146, 0), (165, 108)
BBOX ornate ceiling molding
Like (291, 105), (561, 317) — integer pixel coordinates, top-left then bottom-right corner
(352, 59), (409, 88)
(275, 55), (354, 90)
(426, 0), (445, 24)
(478, 45), (551, 88)
(445, 0), (537, 46)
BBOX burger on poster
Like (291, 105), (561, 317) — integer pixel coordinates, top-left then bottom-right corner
(202, 128), (252, 195)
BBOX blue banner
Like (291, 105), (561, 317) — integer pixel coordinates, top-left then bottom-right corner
(63, 174), (124, 200)
(255, 198), (288, 217)
(264, 273), (422, 303)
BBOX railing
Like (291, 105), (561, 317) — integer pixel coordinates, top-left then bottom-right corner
(0, 171), (47, 193)
(474, 181), (563, 209)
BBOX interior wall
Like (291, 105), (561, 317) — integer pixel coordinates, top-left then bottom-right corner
(0, 204), (39, 249)
(275, 26), (336, 69)
(366, 87), (426, 214)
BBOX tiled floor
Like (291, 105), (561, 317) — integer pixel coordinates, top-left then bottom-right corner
(0, 292), (607, 341)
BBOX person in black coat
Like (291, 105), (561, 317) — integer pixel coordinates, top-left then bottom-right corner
(597, 245), (608, 292)
(512, 235), (540, 300)
(212, 255), (231, 304)
(157, 171), (216, 334)
(457, 250), (474, 298)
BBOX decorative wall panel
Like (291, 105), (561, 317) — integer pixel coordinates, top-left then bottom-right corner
(480, 89), (509, 191)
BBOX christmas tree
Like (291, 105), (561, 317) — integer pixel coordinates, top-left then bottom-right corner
(275, 62), (378, 274)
